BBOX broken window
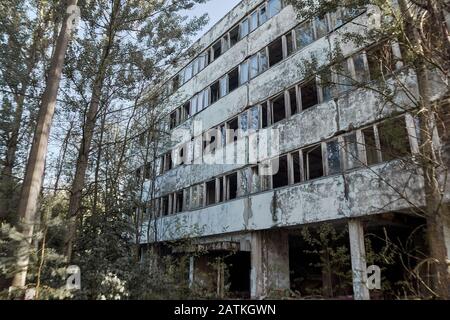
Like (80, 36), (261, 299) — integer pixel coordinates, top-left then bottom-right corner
(285, 31), (294, 57)
(227, 117), (239, 143)
(296, 20), (314, 50)
(367, 43), (395, 80)
(210, 81), (220, 104)
(206, 179), (216, 205)
(268, 38), (283, 67)
(362, 126), (380, 165)
(228, 68), (239, 92)
(289, 87), (298, 115)
(259, 4), (268, 25)
(175, 191), (183, 213)
(303, 145), (324, 180)
(212, 40), (222, 61)
(261, 102), (270, 128)
(240, 18), (249, 38)
(249, 55), (259, 79)
(162, 196), (169, 216)
(170, 111), (178, 129)
(203, 128), (217, 154)
(218, 177), (224, 202)
(226, 172), (238, 200)
(300, 78), (318, 111)
(291, 151), (302, 183)
(272, 94), (286, 124)
(249, 106), (259, 130)
(268, 0), (282, 18)
(239, 61), (249, 85)
(230, 25), (240, 46)
(378, 117), (411, 161)
(352, 52), (369, 83)
(183, 101), (191, 119)
(272, 155), (289, 188)
(327, 139), (342, 175)
(343, 133), (361, 170)
(250, 11), (258, 32)
(248, 166), (259, 193)
(219, 75), (228, 98)
(314, 15), (329, 39)
(259, 48), (268, 72)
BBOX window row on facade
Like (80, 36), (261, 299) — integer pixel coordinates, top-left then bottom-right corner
(168, 6), (366, 130)
(169, 0), (285, 94)
(160, 41), (403, 177)
(144, 115), (413, 218)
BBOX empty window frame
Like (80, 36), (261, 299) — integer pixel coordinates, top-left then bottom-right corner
(183, 101), (191, 119)
(249, 105), (260, 130)
(164, 152), (172, 172)
(212, 40), (222, 61)
(144, 162), (152, 180)
(299, 78), (319, 111)
(228, 67), (239, 92)
(342, 133), (361, 170)
(230, 25), (240, 46)
(326, 139), (342, 175)
(290, 151), (302, 184)
(218, 177), (225, 202)
(219, 75), (228, 98)
(227, 117), (239, 143)
(203, 128), (217, 154)
(335, 59), (352, 94)
(268, 38), (283, 67)
(249, 55), (259, 79)
(172, 75), (180, 92)
(226, 172), (238, 200)
(362, 126), (381, 165)
(210, 81), (220, 104)
(206, 179), (216, 205)
(272, 155), (289, 188)
(377, 117), (411, 161)
(351, 52), (369, 83)
(174, 191), (183, 214)
(170, 110), (178, 129)
(259, 4), (268, 25)
(367, 42), (396, 80)
(250, 10), (258, 32)
(319, 69), (334, 103)
(314, 14), (329, 39)
(296, 20), (314, 50)
(284, 31), (295, 57)
(289, 87), (298, 115)
(303, 144), (324, 180)
(162, 196), (170, 216)
(271, 94), (287, 124)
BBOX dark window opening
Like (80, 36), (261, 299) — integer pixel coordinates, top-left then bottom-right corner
(172, 75), (180, 92)
(210, 81), (220, 104)
(303, 145), (324, 180)
(362, 127), (379, 165)
(230, 25), (240, 46)
(170, 111), (177, 129)
(272, 94), (286, 124)
(286, 32), (294, 56)
(165, 152), (172, 171)
(135, 167), (141, 179)
(144, 163), (152, 180)
(175, 191), (183, 213)
(212, 41), (222, 60)
(301, 79), (318, 111)
(268, 38), (283, 67)
(291, 152), (301, 183)
(378, 118), (411, 162)
(272, 155), (289, 189)
(261, 102), (269, 128)
(227, 117), (239, 143)
(227, 172), (238, 200)
(162, 196), (169, 216)
(183, 102), (191, 119)
(367, 43), (395, 80)
(206, 180), (216, 205)
(228, 68), (239, 92)
(218, 177), (224, 202)
(289, 88), (297, 115)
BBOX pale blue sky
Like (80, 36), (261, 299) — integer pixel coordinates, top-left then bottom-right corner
(190, 0), (242, 41)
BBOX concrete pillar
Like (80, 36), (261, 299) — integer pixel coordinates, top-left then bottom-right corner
(250, 230), (290, 299)
(188, 256), (195, 288)
(348, 219), (370, 300)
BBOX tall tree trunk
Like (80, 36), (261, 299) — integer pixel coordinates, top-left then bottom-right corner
(64, 0), (120, 262)
(11, 0), (78, 289)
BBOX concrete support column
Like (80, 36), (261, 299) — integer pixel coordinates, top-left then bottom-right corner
(250, 229), (290, 299)
(188, 256), (195, 288)
(348, 219), (370, 300)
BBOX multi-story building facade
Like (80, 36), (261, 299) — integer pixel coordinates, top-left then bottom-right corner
(135, 0), (450, 299)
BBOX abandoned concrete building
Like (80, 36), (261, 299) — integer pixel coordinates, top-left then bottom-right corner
(133, 0), (450, 299)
